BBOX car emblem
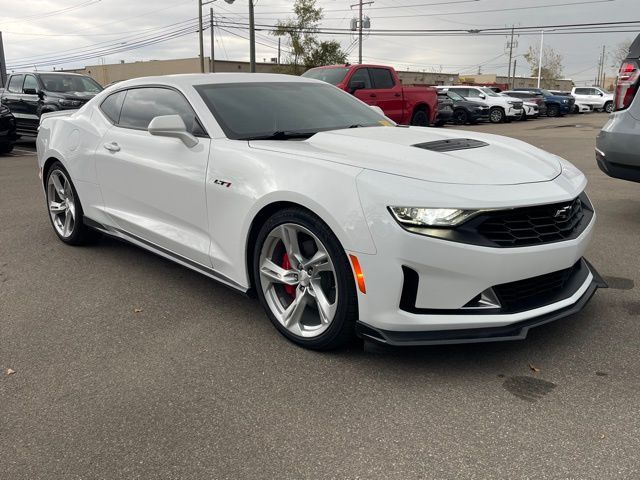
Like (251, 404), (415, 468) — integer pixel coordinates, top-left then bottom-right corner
(553, 205), (573, 219)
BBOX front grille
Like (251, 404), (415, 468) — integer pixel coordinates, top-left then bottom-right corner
(493, 261), (582, 311)
(477, 196), (586, 247)
(512, 101), (523, 108)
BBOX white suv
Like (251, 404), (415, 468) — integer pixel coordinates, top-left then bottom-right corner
(571, 87), (614, 113)
(438, 86), (524, 123)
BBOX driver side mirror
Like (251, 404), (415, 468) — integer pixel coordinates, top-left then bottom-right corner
(349, 80), (366, 94)
(598, 92), (604, 96)
(478, 93), (486, 99)
(148, 115), (198, 148)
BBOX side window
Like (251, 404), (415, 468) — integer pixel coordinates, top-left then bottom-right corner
(369, 68), (395, 89)
(575, 88), (588, 95)
(589, 88), (601, 95)
(23, 75), (38, 93)
(450, 88), (468, 97)
(100, 90), (126, 124)
(7, 75), (24, 93)
(118, 87), (205, 135)
(466, 88), (482, 98)
(348, 68), (372, 89)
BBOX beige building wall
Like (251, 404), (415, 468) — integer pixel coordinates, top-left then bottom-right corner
(396, 71), (459, 86)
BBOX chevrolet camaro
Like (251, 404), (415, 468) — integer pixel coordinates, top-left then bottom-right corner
(36, 73), (605, 350)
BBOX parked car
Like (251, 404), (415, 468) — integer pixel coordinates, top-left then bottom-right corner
(0, 104), (19, 154)
(0, 72), (103, 136)
(302, 64), (438, 126)
(513, 87), (574, 117)
(439, 85), (523, 123)
(574, 103), (593, 113)
(521, 101), (540, 120)
(436, 88), (490, 124)
(434, 93), (454, 126)
(571, 86), (614, 113)
(37, 73), (604, 350)
(596, 34), (640, 182)
(502, 90), (548, 116)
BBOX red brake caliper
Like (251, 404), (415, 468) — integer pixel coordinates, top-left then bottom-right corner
(281, 253), (296, 297)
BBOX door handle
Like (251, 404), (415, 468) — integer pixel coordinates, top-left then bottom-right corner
(103, 142), (120, 152)
(369, 93), (377, 98)
(394, 93), (401, 97)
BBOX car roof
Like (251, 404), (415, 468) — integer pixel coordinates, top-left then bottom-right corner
(11, 71), (87, 76)
(114, 73), (323, 90)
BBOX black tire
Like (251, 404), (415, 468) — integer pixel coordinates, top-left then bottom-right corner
(410, 109), (429, 126)
(572, 104), (579, 114)
(547, 104), (560, 117)
(452, 109), (468, 125)
(44, 161), (101, 245)
(604, 101), (613, 113)
(0, 144), (13, 155)
(520, 109), (528, 121)
(489, 107), (505, 124)
(434, 120), (446, 127)
(252, 208), (358, 350)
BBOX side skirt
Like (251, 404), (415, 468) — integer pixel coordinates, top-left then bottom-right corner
(83, 216), (249, 294)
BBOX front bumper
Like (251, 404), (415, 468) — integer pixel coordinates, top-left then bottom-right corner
(506, 106), (524, 118)
(357, 259), (605, 346)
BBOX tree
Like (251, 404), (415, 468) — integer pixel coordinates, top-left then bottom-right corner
(272, 0), (347, 75)
(523, 44), (564, 89)
(610, 39), (633, 68)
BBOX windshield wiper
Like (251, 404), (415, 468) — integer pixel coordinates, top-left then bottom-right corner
(240, 130), (317, 141)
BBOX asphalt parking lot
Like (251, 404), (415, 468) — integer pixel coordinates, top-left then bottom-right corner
(1, 114), (639, 479)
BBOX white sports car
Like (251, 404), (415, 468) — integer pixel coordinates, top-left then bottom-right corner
(36, 73), (605, 350)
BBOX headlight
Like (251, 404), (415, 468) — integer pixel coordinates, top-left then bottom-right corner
(562, 99), (569, 103)
(58, 99), (81, 107)
(389, 207), (478, 228)
(507, 101), (516, 105)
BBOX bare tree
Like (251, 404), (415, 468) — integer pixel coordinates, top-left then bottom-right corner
(610, 39), (633, 68)
(523, 45), (564, 89)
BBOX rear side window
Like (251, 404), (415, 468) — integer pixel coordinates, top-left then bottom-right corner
(118, 87), (205, 135)
(450, 88), (469, 97)
(574, 88), (589, 95)
(369, 68), (395, 89)
(7, 75), (24, 93)
(100, 90), (126, 123)
(348, 68), (372, 89)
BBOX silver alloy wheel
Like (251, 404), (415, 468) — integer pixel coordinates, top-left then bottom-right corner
(47, 169), (76, 238)
(259, 223), (338, 338)
(605, 102), (613, 113)
(490, 108), (503, 123)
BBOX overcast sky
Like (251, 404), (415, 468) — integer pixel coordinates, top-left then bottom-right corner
(1, 0), (637, 84)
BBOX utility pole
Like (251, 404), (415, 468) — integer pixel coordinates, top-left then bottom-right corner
(210, 7), (214, 72)
(351, 0), (373, 64)
(277, 38), (281, 65)
(506, 25), (515, 88)
(512, 58), (517, 88)
(600, 45), (606, 87)
(0, 32), (7, 87)
(198, 0), (205, 73)
(249, 0), (256, 72)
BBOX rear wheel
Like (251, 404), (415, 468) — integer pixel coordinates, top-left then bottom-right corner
(453, 109), (468, 125)
(604, 101), (613, 113)
(410, 109), (429, 126)
(489, 107), (505, 124)
(253, 209), (358, 350)
(45, 162), (100, 245)
(0, 144), (13, 155)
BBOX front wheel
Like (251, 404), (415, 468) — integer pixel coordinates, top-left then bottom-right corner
(453, 109), (468, 125)
(547, 104), (560, 117)
(410, 109), (429, 126)
(489, 107), (505, 124)
(45, 162), (100, 245)
(253, 209), (358, 350)
(604, 101), (613, 113)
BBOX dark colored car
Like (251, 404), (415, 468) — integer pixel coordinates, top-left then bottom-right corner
(596, 34), (640, 183)
(501, 90), (548, 117)
(436, 89), (490, 124)
(513, 87), (574, 117)
(0, 104), (19, 154)
(0, 72), (103, 136)
(434, 93), (454, 126)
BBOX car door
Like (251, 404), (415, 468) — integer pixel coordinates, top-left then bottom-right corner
(20, 74), (41, 133)
(94, 86), (213, 267)
(367, 67), (404, 123)
(347, 67), (375, 106)
(1, 75), (25, 129)
(589, 88), (604, 107)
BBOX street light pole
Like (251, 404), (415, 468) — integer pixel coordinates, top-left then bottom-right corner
(198, 0), (205, 73)
(537, 30), (544, 88)
(249, 0), (256, 72)
(210, 7), (214, 72)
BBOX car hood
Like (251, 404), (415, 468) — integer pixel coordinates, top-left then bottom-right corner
(249, 126), (562, 185)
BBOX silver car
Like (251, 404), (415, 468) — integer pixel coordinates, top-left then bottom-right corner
(596, 34), (640, 182)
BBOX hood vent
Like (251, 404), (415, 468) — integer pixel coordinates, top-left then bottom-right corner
(413, 138), (489, 152)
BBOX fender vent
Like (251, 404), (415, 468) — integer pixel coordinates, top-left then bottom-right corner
(413, 138), (489, 152)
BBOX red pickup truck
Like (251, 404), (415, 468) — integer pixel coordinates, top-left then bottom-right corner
(302, 64), (438, 126)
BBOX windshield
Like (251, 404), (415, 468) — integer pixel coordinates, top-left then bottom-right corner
(480, 87), (500, 97)
(196, 82), (389, 140)
(40, 74), (103, 93)
(301, 67), (349, 85)
(446, 91), (465, 101)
